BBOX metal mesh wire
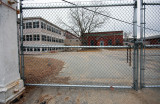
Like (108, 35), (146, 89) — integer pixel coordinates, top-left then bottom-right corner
(143, 3), (160, 86)
(20, 0), (135, 87)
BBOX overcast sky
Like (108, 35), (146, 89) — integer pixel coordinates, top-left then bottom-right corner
(21, 0), (160, 38)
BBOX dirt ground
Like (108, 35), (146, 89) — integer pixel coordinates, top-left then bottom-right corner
(13, 87), (160, 104)
(22, 56), (70, 84)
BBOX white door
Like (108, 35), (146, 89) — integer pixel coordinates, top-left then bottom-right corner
(100, 41), (104, 46)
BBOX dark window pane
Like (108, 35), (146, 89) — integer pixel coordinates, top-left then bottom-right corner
(23, 36), (25, 41)
(44, 24), (46, 29)
(29, 22), (32, 28)
(41, 22), (43, 29)
(37, 35), (40, 41)
(29, 35), (32, 41)
(33, 21), (39, 28)
(26, 35), (29, 41)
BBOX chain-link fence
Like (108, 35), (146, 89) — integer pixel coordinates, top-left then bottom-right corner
(141, 1), (160, 88)
(19, 0), (160, 90)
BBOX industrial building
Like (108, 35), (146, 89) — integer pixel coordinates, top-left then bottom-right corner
(83, 31), (123, 46)
(64, 31), (81, 51)
(145, 35), (160, 45)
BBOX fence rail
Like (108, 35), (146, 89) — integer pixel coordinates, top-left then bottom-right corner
(22, 3), (134, 9)
(23, 45), (130, 48)
(23, 45), (160, 48)
(25, 84), (132, 89)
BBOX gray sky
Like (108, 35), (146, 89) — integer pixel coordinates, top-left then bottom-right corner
(22, 0), (160, 38)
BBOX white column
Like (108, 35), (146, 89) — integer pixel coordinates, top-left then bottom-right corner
(0, 0), (25, 103)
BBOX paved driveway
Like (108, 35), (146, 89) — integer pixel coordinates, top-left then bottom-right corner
(39, 50), (133, 86)
(36, 49), (160, 86)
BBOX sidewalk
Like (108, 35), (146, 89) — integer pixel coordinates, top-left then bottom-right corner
(15, 87), (160, 104)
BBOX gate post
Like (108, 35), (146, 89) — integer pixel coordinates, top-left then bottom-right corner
(140, 0), (145, 89)
(20, 0), (25, 81)
(133, 0), (138, 90)
(0, 0), (25, 103)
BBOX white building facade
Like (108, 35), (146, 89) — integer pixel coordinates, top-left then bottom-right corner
(20, 17), (66, 54)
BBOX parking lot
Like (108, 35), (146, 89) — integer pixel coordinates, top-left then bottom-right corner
(34, 49), (133, 86)
(21, 49), (160, 104)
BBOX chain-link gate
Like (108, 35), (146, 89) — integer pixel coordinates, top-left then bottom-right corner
(19, 0), (160, 90)
(140, 1), (160, 88)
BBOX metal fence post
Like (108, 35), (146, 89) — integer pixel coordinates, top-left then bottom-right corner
(127, 46), (128, 63)
(20, 0), (25, 81)
(133, 0), (138, 90)
(140, 0), (145, 89)
(129, 45), (131, 66)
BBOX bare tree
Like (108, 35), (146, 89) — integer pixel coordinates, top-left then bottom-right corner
(60, 3), (109, 45)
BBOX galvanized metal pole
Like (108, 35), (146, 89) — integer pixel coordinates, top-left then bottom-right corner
(140, 0), (145, 89)
(133, 0), (138, 90)
(127, 46), (128, 63)
(22, 3), (135, 9)
(129, 45), (132, 66)
(16, 6), (20, 74)
(20, 0), (25, 81)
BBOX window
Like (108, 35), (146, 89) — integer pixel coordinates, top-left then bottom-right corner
(108, 40), (112, 45)
(29, 35), (32, 41)
(27, 48), (30, 51)
(53, 38), (56, 42)
(52, 27), (55, 32)
(56, 38), (58, 42)
(47, 36), (49, 41)
(23, 23), (25, 29)
(116, 39), (120, 45)
(26, 35), (29, 41)
(41, 22), (46, 29)
(62, 40), (64, 43)
(27, 48), (33, 51)
(55, 29), (58, 33)
(26, 22), (32, 29)
(49, 36), (51, 42)
(25, 35), (32, 41)
(42, 48), (45, 51)
(47, 25), (49, 31)
(42, 35), (46, 41)
(23, 48), (26, 52)
(49, 26), (51, 31)
(47, 25), (51, 31)
(44, 23), (46, 29)
(76, 40), (78, 42)
(33, 21), (39, 28)
(34, 48), (40, 51)
(42, 48), (47, 51)
(59, 39), (61, 43)
(33, 34), (40, 41)
(41, 22), (44, 29)
(23, 35), (25, 41)
(90, 40), (94, 46)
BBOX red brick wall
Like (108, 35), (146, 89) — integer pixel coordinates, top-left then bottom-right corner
(83, 31), (123, 46)
(146, 38), (160, 45)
